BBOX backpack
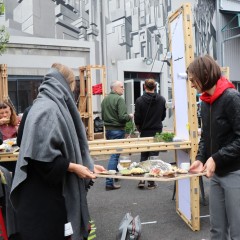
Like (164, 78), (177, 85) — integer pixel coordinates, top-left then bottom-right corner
(116, 213), (141, 240)
(94, 117), (104, 133)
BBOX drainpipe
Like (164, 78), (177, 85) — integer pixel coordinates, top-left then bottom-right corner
(216, 0), (223, 65)
(100, 1), (107, 66)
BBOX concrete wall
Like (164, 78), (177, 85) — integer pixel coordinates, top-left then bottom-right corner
(1, 36), (95, 76)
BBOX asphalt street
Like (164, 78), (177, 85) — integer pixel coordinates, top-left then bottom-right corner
(87, 151), (211, 240)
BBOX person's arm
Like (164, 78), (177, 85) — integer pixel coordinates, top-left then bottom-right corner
(211, 93), (240, 168)
(117, 98), (131, 123)
(68, 163), (96, 179)
(27, 155), (69, 186)
(134, 99), (142, 128)
(161, 99), (167, 121)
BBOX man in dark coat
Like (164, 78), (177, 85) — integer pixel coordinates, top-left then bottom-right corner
(134, 78), (166, 189)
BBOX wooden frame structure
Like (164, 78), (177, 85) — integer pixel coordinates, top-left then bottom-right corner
(0, 64), (8, 102)
(78, 65), (106, 141)
(168, 3), (200, 231)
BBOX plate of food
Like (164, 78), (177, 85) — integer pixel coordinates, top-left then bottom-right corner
(98, 170), (117, 175)
(119, 169), (132, 176)
(130, 167), (145, 175)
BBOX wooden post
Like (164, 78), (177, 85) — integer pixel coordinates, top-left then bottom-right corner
(78, 65), (106, 141)
(168, 3), (200, 231)
(0, 64), (8, 102)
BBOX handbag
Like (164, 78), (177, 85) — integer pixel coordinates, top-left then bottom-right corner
(94, 117), (104, 133)
(116, 213), (141, 240)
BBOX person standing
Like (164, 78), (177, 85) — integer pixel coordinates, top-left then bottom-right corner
(0, 101), (19, 140)
(188, 55), (240, 240)
(0, 101), (20, 173)
(134, 78), (166, 189)
(10, 63), (105, 240)
(101, 80), (133, 190)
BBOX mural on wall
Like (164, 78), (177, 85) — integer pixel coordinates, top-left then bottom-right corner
(3, 0), (99, 41)
(193, 0), (217, 58)
(166, 0), (217, 59)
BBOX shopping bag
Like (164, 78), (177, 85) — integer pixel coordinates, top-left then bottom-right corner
(116, 212), (141, 240)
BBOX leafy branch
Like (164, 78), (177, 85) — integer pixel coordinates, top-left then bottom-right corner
(0, 2), (9, 55)
(154, 132), (174, 142)
(0, 25), (9, 55)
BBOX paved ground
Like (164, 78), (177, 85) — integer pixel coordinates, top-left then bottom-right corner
(87, 151), (211, 240)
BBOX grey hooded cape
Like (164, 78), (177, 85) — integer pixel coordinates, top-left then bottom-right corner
(10, 68), (94, 240)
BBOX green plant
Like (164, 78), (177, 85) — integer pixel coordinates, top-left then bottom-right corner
(0, 25), (9, 55)
(0, 1), (4, 16)
(125, 121), (136, 134)
(154, 132), (174, 142)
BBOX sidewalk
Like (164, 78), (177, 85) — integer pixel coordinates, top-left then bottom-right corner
(88, 151), (210, 240)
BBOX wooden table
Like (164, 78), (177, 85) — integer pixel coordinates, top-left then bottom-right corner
(0, 138), (190, 162)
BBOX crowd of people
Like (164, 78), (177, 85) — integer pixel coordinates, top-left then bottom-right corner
(0, 54), (239, 240)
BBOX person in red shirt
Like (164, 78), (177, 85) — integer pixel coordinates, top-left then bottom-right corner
(0, 101), (19, 140)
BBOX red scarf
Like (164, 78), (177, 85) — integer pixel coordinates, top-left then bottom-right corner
(200, 76), (235, 104)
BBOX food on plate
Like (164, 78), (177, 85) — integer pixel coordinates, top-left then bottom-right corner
(120, 169), (132, 176)
(177, 168), (188, 174)
(130, 167), (145, 175)
(99, 170), (116, 175)
(149, 168), (161, 177)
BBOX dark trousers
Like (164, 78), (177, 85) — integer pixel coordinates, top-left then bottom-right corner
(140, 151), (159, 162)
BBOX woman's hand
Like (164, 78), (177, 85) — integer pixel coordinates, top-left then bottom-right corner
(203, 157), (216, 178)
(189, 160), (204, 173)
(93, 164), (106, 173)
(0, 118), (10, 125)
(68, 163), (96, 179)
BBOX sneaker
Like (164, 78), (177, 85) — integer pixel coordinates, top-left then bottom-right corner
(147, 181), (157, 190)
(105, 184), (121, 191)
(138, 181), (145, 189)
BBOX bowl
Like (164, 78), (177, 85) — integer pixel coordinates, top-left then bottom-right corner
(119, 159), (131, 168)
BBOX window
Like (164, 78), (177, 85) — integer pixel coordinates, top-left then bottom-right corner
(8, 75), (43, 113)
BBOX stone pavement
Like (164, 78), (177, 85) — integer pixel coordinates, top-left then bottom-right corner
(87, 151), (211, 240)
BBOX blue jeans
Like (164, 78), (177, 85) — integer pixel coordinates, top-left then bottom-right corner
(106, 130), (125, 186)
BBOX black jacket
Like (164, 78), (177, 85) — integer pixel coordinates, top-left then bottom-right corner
(0, 131), (2, 145)
(134, 92), (166, 137)
(197, 88), (240, 176)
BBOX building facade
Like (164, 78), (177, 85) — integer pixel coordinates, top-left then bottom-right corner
(1, 0), (240, 127)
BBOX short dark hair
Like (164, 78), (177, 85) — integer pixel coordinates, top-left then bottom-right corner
(186, 55), (221, 92)
(144, 78), (156, 91)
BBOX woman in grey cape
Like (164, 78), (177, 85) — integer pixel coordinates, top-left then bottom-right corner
(10, 63), (105, 240)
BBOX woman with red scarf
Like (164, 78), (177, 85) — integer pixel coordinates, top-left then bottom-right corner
(188, 55), (240, 240)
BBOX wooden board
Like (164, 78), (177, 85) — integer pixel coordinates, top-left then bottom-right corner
(96, 171), (206, 182)
(0, 139), (191, 162)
